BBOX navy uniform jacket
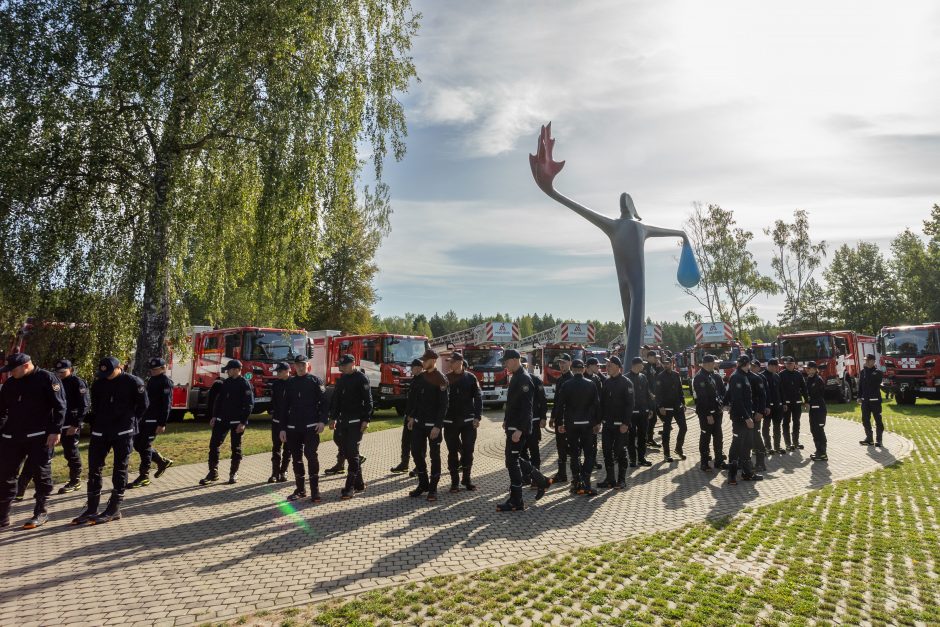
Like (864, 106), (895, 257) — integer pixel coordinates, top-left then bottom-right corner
(747, 371), (768, 414)
(779, 369), (808, 404)
(760, 370), (782, 407)
(726, 369), (754, 420)
(445, 371), (482, 424)
(600, 374), (634, 426)
(858, 367), (883, 403)
(205, 378), (224, 418)
(330, 370), (373, 425)
(270, 377), (290, 429)
(807, 374), (827, 408)
(213, 376), (254, 425)
(693, 369), (722, 415)
(142, 372), (173, 428)
(406, 372), (422, 418)
(413, 369), (449, 429)
(504, 368), (534, 435)
(90, 373), (149, 437)
(0, 368), (67, 439)
(531, 375), (548, 422)
(285, 374), (327, 431)
(555, 373), (600, 428)
(654, 369), (685, 410)
(625, 371), (653, 413)
(61, 374), (90, 430)
(549, 370), (573, 423)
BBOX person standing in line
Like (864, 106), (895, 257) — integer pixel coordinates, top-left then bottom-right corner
(858, 354), (884, 447)
(547, 353), (573, 483)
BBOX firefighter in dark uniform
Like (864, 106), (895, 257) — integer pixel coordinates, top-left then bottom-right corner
(281, 356), (327, 502)
(444, 352), (482, 492)
(779, 356), (808, 451)
(625, 357), (653, 467)
(129, 357), (175, 488)
(200, 359), (254, 485)
(748, 360), (769, 472)
(806, 361), (828, 461)
(654, 356), (686, 463)
(643, 351), (664, 449)
(267, 361), (291, 483)
(548, 353), (573, 483)
(330, 354), (372, 499)
(726, 355), (761, 485)
(391, 358), (423, 475)
(204, 375), (224, 420)
(498, 349), (551, 511)
(0, 353), (67, 529)
(693, 355), (724, 472)
(520, 356), (548, 487)
(760, 359), (784, 456)
(408, 349), (449, 502)
(553, 359), (600, 495)
(598, 356), (633, 488)
(858, 354), (884, 446)
(72, 356), (148, 525)
(585, 357), (605, 469)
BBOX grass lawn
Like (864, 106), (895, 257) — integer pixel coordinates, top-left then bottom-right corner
(223, 400), (939, 626)
(42, 409), (403, 484)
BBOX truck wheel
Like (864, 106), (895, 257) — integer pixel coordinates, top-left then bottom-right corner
(168, 409), (187, 423)
(896, 389), (916, 406)
(839, 378), (852, 403)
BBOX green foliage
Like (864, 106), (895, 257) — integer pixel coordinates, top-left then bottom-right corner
(823, 242), (897, 334)
(765, 209), (828, 331)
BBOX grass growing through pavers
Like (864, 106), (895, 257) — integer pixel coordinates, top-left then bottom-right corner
(222, 401), (939, 626)
(40, 409), (403, 483)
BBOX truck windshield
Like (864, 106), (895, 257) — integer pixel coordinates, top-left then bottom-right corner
(780, 336), (833, 361)
(384, 337), (428, 364)
(695, 345), (740, 364)
(545, 348), (585, 369)
(464, 348), (503, 369)
(243, 332), (307, 362)
(882, 328), (940, 356)
(751, 345), (775, 362)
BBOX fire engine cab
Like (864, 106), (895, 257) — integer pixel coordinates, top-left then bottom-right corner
(510, 322), (595, 401)
(777, 330), (876, 402)
(878, 323), (940, 405)
(430, 321), (520, 406)
(307, 331), (429, 415)
(166, 326), (309, 419)
(690, 322), (742, 382)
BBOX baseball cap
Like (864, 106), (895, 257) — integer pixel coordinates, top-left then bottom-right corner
(702, 355), (716, 364)
(337, 354), (355, 366)
(806, 361), (818, 369)
(147, 357), (166, 369)
(410, 358), (423, 367)
(421, 348), (439, 360)
(449, 352), (464, 361)
(736, 355), (751, 366)
(273, 362), (291, 372)
(97, 356), (121, 378)
(0, 352), (30, 373)
(224, 359), (243, 370)
(865, 353), (876, 361)
(608, 356), (623, 367)
(558, 353), (572, 362)
(631, 357), (644, 366)
(768, 358), (779, 366)
(500, 349), (521, 362)
(54, 359), (72, 371)
(571, 358), (585, 368)
(585, 357), (599, 366)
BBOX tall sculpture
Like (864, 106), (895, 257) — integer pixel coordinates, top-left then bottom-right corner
(529, 123), (701, 361)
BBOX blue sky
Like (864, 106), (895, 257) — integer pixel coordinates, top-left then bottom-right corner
(374, 0), (940, 323)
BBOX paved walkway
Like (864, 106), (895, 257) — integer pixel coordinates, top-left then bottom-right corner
(0, 412), (913, 626)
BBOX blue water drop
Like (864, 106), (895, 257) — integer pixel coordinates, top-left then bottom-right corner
(677, 239), (701, 288)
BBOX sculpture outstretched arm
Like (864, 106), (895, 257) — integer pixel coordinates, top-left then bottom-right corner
(530, 123), (614, 235)
(643, 224), (690, 244)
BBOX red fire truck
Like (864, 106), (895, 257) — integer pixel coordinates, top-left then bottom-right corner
(777, 330), (876, 402)
(166, 326), (309, 419)
(878, 323), (940, 405)
(750, 341), (776, 363)
(689, 322), (742, 382)
(307, 330), (429, 415)
(510, 322), (595, 401)
(430, 321), (519, 406)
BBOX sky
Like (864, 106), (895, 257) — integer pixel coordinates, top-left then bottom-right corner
(373, 0), (940, 325)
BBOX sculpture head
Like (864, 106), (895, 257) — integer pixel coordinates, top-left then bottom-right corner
(619, 193), (641, 221)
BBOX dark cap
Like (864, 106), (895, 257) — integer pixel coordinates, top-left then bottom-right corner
(585, 357), (599, 366)
(521, 356), (528, 364)
(702, 354), (716, 364)
(449, 352), (464, 361)
(500, 349), (521, 362)
(631, 357), (644, 366)
(752, 359), (762, 368)
(97, 356), (121, 378)
(147, 357), (166, 369)
(558, 353), (572, 362)
(54, 359), (72, 371)
(661, 356), (672, 364)
(293, 355), (308, 364)
(736, 355), (751, 366)
(0, 352), (31, 373)
(806, 361), (818, 369)
(865, 353), (876, 361)
(768, 358), (779, 366)
(571, 358), (585, 368)
(274, 362), (291, 372)
(337, 354), (355, 366)
(784, 356), (796, 363)
(646, 350), (658, 358)
(608, 355), (623, 367)
(224, 359), (243, 370)
(410, 358), (423, 367)
(421, 348), (439, 361)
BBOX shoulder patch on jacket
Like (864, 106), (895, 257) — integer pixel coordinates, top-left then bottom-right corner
(52, 383), (61, 392)
(138, 385), (146, 393)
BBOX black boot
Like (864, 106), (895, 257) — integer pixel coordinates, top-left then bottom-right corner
(449, 471), (461, 493)
(597, 462), (615, 488)
(675, 447), (686, 460)
(268, 461), (279, 483)
(71, 494), (100, 525)
(615, 467), (627, 489)
(90, 495), (122, 524)
(14, 474), (27, 502)
(127, 474), (151, 489)
(278, 458), (290, 482)
(23, 500), (48, 530)
(462, 466), (477, 492)
(287, 478), (307, 501)
(409, 473), (430, 498)
(755, 453), (767, 472)
(427, 475), (440, 502)
(154, 455), (174, 478)
(58, 477), (83, 494)
(532, 469), (553, 500)
(0, 501), (9, 528)
(700, 459), (711, 472)
(390, 460), (409, 474)
(497, 487), (525, 512)
(324, 461), (345, 475)
(199, 469), (220, 485)
(228, 459), (240, 484)
(310, 478), (322, 503)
